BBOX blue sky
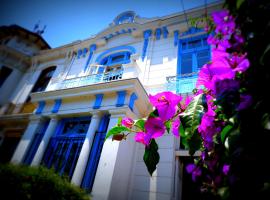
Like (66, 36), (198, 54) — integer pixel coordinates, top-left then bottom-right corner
(0, 0), (221, 48)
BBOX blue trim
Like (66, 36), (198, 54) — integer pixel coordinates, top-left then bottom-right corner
(84, 44), (97, 72)
(35, 101), (45, 115)
(51, 99), (62, 113)
(93, 94), (103, 109)
(155, 28), (161, 40)
(95, 46), (136, 63)
(142, 29), (152, 61)
(82, 48), (88, 57)
(163, 27), (169, 39)
(129, 92), (138, 111)
(99, 51), (131, 66)
(174, 30), (179, 46)
(114, 11), (135, 25)
(181, 27), (204, 36)
(81, 114), (110, 191)
(116, 90), (126, 107)
(77, 49), (83, 59)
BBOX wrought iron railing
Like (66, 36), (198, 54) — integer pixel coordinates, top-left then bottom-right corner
(61, 70), (123, 89)
(166, 72), (198, 94)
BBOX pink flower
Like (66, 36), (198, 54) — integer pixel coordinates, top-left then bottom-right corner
(121, 117), (134, 128)
(135, 132), (151, 146)
(149, 92), (182, 121)
(227, 53), (250, 72)
(237, 94), (252, 111)
(222, 164), (230, 175)
(172, 117), (181, 137)
(145, 117), (166, 139)
(186, 164), (202, 181)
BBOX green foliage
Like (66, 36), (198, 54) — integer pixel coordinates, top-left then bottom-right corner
(165, 121), (171, 133)
(143, 139), (160, 176)
(105, 126), (130, 139)
(0, 164), (89, 200)
(220, 125), (233, 143)
(134, 119), (146, 131)
(179, 94), (205, 154)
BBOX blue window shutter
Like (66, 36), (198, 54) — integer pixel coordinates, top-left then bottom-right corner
(51, 99), (62, 113)
(116, 90), (126, 107)
(129, 92), (138, 111)
(81, 114), (110, 191)
(93, 94), (103, 109)
(23, 120), (49, 165)
(35, 101), (45, 115)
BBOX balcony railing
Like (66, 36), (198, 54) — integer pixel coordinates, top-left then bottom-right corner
(166, 72), (198, 94)
(61, 70), (123, 89)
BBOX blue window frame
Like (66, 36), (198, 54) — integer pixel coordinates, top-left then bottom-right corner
(99, 51), (131, 67)
(177, 35), (210, 76)
(23, 120), (49, 165)
(42, 116), (91, 179)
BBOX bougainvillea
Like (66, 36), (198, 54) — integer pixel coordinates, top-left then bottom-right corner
(106, 1), (270, 198)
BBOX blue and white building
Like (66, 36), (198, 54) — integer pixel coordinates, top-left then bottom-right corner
(0, 2), (222, 200)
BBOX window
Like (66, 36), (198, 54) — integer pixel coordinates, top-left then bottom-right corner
(178, 35), (210, 76)
(0, 66), (13, 88)
(31, 66), (56, 93)
(100, 51), (130, 67)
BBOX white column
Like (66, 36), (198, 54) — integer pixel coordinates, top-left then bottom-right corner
(11, 116), (43, 164)
(91, 110), (125, 200)
(71, 112), (102, 186)
(31, 116), (59, 166)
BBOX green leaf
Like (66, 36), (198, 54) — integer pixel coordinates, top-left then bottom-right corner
(143, 139), (160, 176)
(179, 94), (205, 154)
(220, 125), (233, 143)
(134, 119), (146, 131)
(180, 94), (205, 135)
(105, 126), (130, 140)
(236, 0), (245, 9)
(165, 121), (171, 134)
(149, 109), (158, 117)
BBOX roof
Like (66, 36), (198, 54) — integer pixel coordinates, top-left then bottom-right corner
(0, 25), (51, 50)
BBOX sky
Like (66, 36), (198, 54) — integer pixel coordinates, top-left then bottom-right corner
(0, 0), (221, 48)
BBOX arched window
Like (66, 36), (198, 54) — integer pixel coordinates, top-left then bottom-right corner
(32, 66), (56, 93)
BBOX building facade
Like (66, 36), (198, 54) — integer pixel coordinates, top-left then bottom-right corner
(0, 2), (222, 200)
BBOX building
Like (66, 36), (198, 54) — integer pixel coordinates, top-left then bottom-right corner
(0, 2), (222, 200)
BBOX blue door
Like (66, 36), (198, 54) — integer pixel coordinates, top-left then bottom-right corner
(42, 117), (91, 179)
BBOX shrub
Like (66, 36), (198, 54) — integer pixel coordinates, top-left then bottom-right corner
(0, 164), (90, 200)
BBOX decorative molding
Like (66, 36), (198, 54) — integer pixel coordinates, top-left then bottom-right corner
(82, 48), (88, 57)
(174, 30), (179, 46)
(35, 101), (45, 115)
(77, 49), (83, 59)
(116, 90), (126, 107)
(84, 44), (97, 71)
(162, 27), (169, 39)
(51, 99), (62, 113)
(155, 28), (161, 40)
(128, 92), (138, 111)
(93, 94), (104, 109)
(141, 29), (152, 61)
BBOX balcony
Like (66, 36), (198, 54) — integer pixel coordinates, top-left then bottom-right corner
(61, 70), (123, 89)
(166, 72), (198, 94)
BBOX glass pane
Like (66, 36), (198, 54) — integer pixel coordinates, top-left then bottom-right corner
(188, 39), (201, 49)
(197, 50), (210, 69)
(181, 53), (193, 74)
(111, 54), (125, 63)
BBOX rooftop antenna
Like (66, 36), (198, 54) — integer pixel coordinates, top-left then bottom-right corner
(33, 20), (40, 32)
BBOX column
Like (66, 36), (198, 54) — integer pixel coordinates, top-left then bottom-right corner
(31, 116), (59, 166)
(91, 110), (125, 200)
(11, 116), (43, 164)
(71, 112), (102, 186)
